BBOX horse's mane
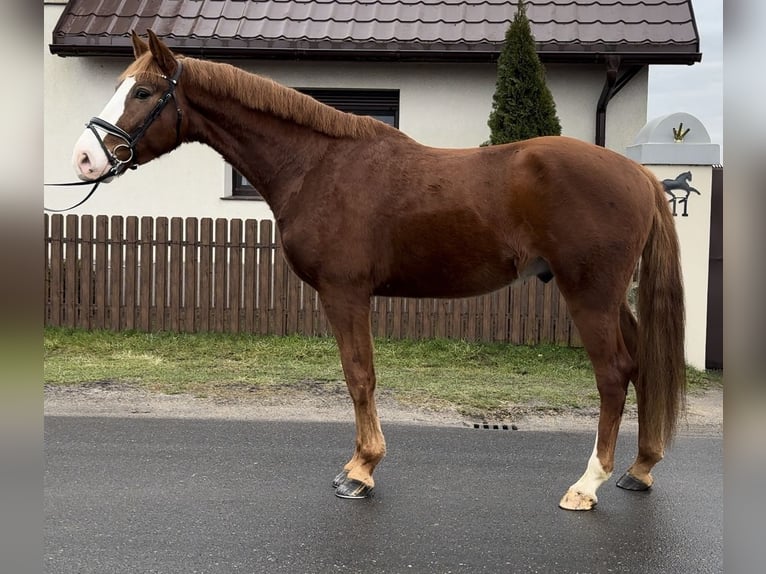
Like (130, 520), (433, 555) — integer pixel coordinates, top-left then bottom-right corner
(122, 54), (390, 140)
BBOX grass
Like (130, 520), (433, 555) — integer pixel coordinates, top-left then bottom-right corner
(43, 327), (723, 417)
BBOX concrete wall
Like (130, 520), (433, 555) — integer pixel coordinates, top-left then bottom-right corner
(44, 4), (648, 220)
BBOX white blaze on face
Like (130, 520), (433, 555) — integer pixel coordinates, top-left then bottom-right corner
(72, 77), (137, 181)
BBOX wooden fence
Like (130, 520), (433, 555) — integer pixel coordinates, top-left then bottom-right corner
(44, 214), (581, 345)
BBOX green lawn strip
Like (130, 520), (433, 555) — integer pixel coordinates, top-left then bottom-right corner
(44, 327), (722, 414)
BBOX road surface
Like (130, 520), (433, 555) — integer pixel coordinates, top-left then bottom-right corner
(45, 416), (722, 573)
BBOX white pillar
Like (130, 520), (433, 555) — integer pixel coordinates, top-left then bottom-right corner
(626, 112), (721, 370)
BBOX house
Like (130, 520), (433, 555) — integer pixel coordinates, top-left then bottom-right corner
(44, 0), (700, 219)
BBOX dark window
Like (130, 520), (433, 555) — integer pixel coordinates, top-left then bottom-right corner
(231, 89), (400, 198)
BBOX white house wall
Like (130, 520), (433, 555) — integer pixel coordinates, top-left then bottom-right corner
(545, 63), (649, 149)
(44, 5), (648, 220)
(603, 67), (649, 151)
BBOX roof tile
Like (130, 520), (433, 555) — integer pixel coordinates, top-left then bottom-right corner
(51, 0), (700, 63)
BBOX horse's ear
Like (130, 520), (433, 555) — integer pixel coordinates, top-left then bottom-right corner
(146, 29), (178, 77)
(131, 30), (149, 59)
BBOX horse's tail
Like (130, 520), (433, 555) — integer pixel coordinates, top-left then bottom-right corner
(636, 174), (687, 446)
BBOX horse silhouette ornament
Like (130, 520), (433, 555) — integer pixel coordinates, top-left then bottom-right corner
(662, 171), (701, 217)
(71, 31), (686, 510)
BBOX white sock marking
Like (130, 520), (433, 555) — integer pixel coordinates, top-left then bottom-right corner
(568, 433), (612, 502)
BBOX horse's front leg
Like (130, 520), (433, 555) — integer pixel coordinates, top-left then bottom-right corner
(320, 290), (386, 499)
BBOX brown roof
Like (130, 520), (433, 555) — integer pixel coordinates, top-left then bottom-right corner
(50, 0), (701, 64)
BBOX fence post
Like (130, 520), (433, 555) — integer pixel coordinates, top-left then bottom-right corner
(198, 218), (213, 332)
(124, 216), (138, 330)
(184, 218), (198, 332)
(79, 215), (94, 330)
(109, 216), (123, 331)
(139, 217), (153, 331)
(230, 219), (243, 333)
(155, 217), (169, 331)
(64, 215), (78, 328)
(258, 219), (273, 335)
(94, 216), (108, 329)
(48, 215), (63, 327)
(244, 219), (257, 333)
(213, 218), (227, 333)
(168, 217), (183, 331)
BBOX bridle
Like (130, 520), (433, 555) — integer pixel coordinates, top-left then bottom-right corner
(44, 61), (184, 212)
(88, 61), (184, 176)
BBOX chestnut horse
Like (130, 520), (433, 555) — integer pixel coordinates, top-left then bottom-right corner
(71, 31), (685, 510)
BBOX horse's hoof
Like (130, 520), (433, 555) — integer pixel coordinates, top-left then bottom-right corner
(559, 489), (597, 511)
(332, 470), (348, 489)
(335, 478), (374, 499)
(616, 472), (652, 491)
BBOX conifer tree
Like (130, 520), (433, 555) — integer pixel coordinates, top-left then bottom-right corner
(487, 0), (561, 144)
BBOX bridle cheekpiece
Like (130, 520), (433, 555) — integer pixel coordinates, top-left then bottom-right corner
(86, 60), (184, 177)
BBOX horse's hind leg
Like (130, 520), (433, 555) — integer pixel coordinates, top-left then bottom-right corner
(558, 300), (634, 511)
(320, 290), (386, 499)
(616, 302), (664, 491)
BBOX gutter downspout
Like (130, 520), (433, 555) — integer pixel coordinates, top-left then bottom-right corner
(595, 56), (644, 147)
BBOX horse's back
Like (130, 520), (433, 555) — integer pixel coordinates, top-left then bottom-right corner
(413, 137), (659, 257)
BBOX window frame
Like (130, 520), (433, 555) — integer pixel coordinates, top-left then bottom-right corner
(231, 88), (400, 198)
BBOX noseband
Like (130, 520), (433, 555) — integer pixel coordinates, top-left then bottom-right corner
(87, 61), (184, 177)
(44, 61), (184, 212)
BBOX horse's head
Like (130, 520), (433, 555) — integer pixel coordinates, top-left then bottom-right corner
(72, 30), (186, 182)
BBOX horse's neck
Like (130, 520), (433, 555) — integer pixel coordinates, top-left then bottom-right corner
(182, 74), (329, 215)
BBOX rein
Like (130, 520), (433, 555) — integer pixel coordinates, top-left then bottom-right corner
(43, 172), (123, 213)
(44, 62), (184, 213)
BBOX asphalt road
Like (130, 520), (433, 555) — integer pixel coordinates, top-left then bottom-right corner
(45, 417), (722, 573)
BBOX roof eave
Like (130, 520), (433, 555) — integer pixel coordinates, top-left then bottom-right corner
(49, 41), (702, 66)
(540, 50), (701, 65)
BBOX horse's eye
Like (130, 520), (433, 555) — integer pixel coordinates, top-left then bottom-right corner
(135, 88), (151, 100)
